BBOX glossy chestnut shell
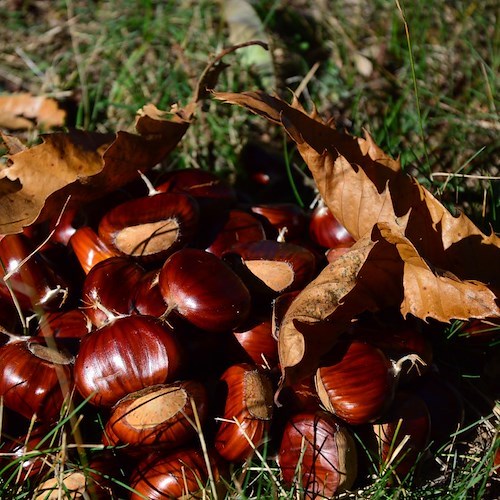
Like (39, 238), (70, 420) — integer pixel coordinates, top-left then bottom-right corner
(130, 447), (225, 500)
(69, 226), (119, 274)
(278, 411), (357, 498)
(372, 391), (431, 478)
(81, 256), (144, 327)
(98, 192), (199, 262)
(104, 380), (207, 448)
(223, 240), (316, 297)
(74, 315), (182, 407)
(0, 338), (74, 421)
(214, 363), (274, 462)
(315, 341), (395, 425)
(309, 201), (355, 249)
(159, 248), (251, 332)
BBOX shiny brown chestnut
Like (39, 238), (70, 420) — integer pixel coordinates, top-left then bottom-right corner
(309, 200), (355, 249)
(0, 338), (74, 421)
(131, 269), (168, 317)
(74, 315), (182, 407)
(232, 317), (278, 370)
(104, 380), (207, 448)
(156, 168), (237, 210)
(315, 341), (396, 425)
(214, 363), (273, 462)
(278, 411), (357, 498)
(69, 226), (119, 274)
(372, 391), (431, 479)
(0, 234), (68, 312)
(205, 209), (266, 257)
(251, 203), (309, 240)
(159, 248), (251, 332)
(130, 447), (225, 500)
(223, 240), (316, 298)
(98, 192), (199, 262)
(81, 256), (144, 327)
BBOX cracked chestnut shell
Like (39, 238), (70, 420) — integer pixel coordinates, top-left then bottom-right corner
(98, 192), (199, 262)
(74, 315), (182, 407)
(214, 363), (274, 462)
(0, 338), (74, 421)
(315, 341), (395, 425)
(278, 411), (357, 498)
(159, 248), (251, 332)
(104, 380), (207, 448)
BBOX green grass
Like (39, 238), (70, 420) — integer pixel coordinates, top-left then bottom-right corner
(0, 0), (499, 498)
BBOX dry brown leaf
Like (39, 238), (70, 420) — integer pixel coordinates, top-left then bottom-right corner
(0, 109), (189, 234)
(0, 93), (66, 130)
(215, 90), (500, 287)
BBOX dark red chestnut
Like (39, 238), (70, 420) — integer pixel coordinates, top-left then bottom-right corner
(315, 341), (396, 425)
(130, 447), (225, 500)
(205, 209), (266, 257)
(69, 226), (119, 274)
(251, 203), (309, 240)
(98, 192), (199, 262)
(104, 380), (207, 448)
(0, 234), (68, 312)
(232, 318), (278, 370)
(278, 411), (357, 498)
(214, 363), (273, 462)
(0, 338), (74, 421)
(131, 269), (167, 317)
(159, 248), (251, 332)
(372, 391), (431, 479)
(74, 315), (182, 407)
(81, 256), (144, 327)
(309, 200), (355, 248)
(156, 168), (237, 210)
(223, 240), (316, 298)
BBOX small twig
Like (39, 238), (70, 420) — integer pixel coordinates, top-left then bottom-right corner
(294, 61), (320, 99)
(431, 173), (500, 181)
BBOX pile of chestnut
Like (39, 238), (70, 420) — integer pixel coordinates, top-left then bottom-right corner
(0, 167), (474, 498)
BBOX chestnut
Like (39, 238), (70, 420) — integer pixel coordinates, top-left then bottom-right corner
(159, 248), (251, 332)
(130, 447), (225, 499)
(214, 363), (274, 462)
(309, 200), (355, 248)
(98, 192), (199, 262)
(0, 234), (68, 312)
(74, 315), (182, 407)
(131, 269), (168, 317)
(315, 341), (396, 425)
(205, 209), (266, 257)
(232, 317), (278, 370)
(0, 338), (74, 421)
(372, 391), (431, 479)
(104, 380), (207, 448)
(223, 240), (316, 298)
(69, 226), (119, 274)
(156, 168), (237, 211)
(81, 256), (145, 327)
(250, 203), (309, 240)
(278, 411), (357, 498)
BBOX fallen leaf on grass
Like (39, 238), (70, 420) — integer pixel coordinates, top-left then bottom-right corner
(0, 93), (66, 130)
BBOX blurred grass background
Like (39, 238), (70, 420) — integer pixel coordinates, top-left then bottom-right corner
(0, 0), (498, 230)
